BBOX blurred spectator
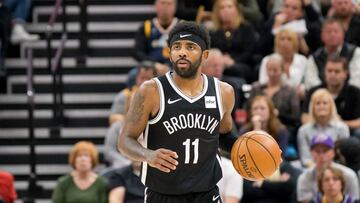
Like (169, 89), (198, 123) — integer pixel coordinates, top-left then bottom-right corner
(297, 135), (359, 203)
(3, 0), (39, 43)
(242, 161), (301, 203)
(258, 29), (307, 99)
(304, 18), (360, 89)
(327, 0), (360, 46)
(335, 137), (360, 177)
(201, 48), (246, 110)
(106, 62), (156, 168)
(311, 166), (359, 203)
(258, 0), (321, 56)
(239, 95), (289, 152)
(0, 2), (11, 93)
(0, 171), (17, 203)
(237, 0), (264, 26)
(175, 0), (213, 23)
(201, 49), (225, 79)
(104, 121), (131, 169)
(210, 0), (258, 83)
(109, 61), (156, 125)
(302, 56), (360, 137)
(52, 141), (108, 203)
(217, 156), (243, 203)
(271, 0), (328, 16)
(133, 0), (177, 72)
(102, 161), (144, 203)
(250, 53), (300, 146)
(298, 88), (349, 167)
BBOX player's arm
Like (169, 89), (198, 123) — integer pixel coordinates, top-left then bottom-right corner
(118, 80), (178, 173)
(218, 81), (238, 152)
(219, 81), (235, 133)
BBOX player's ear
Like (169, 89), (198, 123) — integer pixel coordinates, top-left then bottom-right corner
(167, 47), (173, 63)
(166, 46), (171, 56)
(202, 50), (209, 59)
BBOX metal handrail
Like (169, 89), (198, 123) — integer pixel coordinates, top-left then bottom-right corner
(45, 0), (68, 138)
(47, 0), (63, 29)
(52, 33), (67, 73)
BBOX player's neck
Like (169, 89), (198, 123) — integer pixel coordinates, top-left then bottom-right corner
(172, 72), (204, 97)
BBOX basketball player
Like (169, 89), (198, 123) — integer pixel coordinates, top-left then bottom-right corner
(118, 21), (236, 202)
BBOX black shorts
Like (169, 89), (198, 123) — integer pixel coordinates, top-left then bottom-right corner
(144, 186), (222, 203)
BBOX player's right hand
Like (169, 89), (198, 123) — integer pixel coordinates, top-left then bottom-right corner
(146, 148), (178, 173)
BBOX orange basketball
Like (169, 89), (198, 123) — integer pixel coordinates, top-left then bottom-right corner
(230, 130), (282, 181)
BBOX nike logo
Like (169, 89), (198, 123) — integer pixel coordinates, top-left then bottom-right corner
(212, 195), (220, 201)
(167, 98), (182, 104)
(180, 34), (192, 38)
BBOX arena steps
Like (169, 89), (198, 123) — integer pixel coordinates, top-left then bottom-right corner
(1, 0), (153, 201)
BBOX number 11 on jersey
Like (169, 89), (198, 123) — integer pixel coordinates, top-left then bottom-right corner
(182, 138), (199, 164)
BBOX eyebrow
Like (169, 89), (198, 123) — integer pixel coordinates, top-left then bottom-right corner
(172, 41), (199, 47)
(186, 42), (197, 46)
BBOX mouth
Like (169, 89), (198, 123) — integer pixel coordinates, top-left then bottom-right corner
(176, 59), (190, 68)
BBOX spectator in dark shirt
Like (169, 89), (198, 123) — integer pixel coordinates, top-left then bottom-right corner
(327, 0), (360, 46)
(335, 137), (360, 178)
(258, 0), (321, 56)
(242, 161), (301, 203)
(102, 161), (144, 203)
(302, 56), (360, 137)
(133, 0), (177, 73)
(304, 18), (360, 89)
(210, 0), (257, 83)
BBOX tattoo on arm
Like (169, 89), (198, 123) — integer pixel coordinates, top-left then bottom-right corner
(127, 92), (145, 123)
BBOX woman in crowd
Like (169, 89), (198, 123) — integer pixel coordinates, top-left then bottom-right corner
(210, 0), (258, 83)
(251, 53), (300, 140)
(297, 88), (349, 168)
(311, 166), (359, 203)
(240, 95), (289, 152)
(52, 141), (108, 203)
(258, 29), (307, 99)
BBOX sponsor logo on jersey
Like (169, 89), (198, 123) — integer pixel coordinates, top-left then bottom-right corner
(205, 96), (216, 108)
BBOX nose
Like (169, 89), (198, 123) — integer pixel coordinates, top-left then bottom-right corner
(178, 48), (187, 58)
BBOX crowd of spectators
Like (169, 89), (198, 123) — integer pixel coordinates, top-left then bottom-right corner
(3, 0), (360, 202)
(99, 0), (360, 202)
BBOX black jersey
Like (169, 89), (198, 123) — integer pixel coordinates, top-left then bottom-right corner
(141, 72), (224, 195)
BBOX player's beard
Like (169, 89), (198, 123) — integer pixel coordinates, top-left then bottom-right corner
(173, 55), (202, 79)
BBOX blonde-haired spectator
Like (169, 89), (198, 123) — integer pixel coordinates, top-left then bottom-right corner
(52, 141), (108, 203)
(258, 29), (308, 99)
(297, 89), (349, 167)
(251, 53), (300, 146)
